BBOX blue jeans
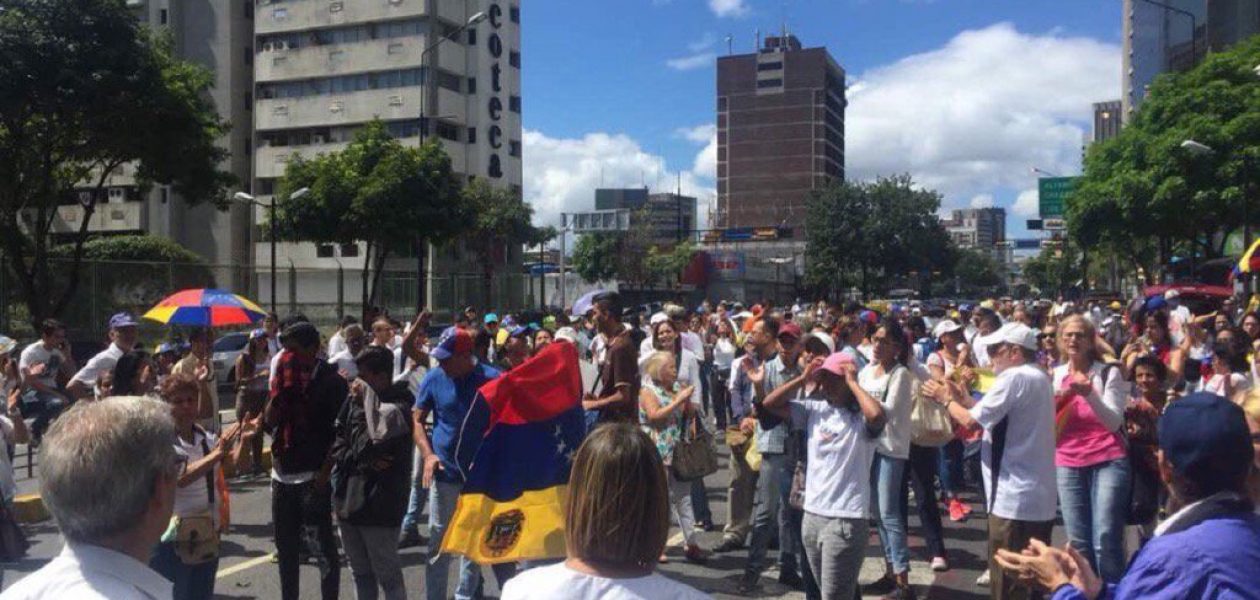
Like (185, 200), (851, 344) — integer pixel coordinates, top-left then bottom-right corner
(400, 450), (427, 535)
(21, 389), (66, 440)
(1057, 458), (1131, 584)
(745, 452), (799, 577)
(150, 539), (218, 600)
(870, 453), (910, 573)
(427, 480), (516, 600)
(690, 477), (713, 525)
(937, 439), (964, 497)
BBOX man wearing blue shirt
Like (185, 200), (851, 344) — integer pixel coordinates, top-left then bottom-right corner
(412, 326), (514, 600)
(995, 392), (1260, 600)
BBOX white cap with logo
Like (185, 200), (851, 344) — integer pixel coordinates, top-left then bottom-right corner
(975, 322), (1039, 352)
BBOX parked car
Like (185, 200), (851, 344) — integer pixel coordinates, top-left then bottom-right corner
(211, 332), (250, 389)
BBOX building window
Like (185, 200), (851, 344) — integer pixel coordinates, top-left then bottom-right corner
(339, 243), (359, 257)
(437, 70), (462, 92)
(509, 50), (520, 68)
(272, 7), (287, 20)
(244, 0), (253, 18)
(509, 95), (521, 113)
(467, 127), (476, 144)
(329, 1), (343, 13)
(509, 139), (521, 157)
(756, 78), (782, 88)
(435, 121), (460, 141)
(510, 5), (520, 23)
(467, 27), (477, 45)
(316, 244), (335, 258)
(717, 97), (727, 111)
(467, 77), (476, 94)
(757, 61), (783, 71)
(159, 8), (168, 24)
(244, 47), (253, 65)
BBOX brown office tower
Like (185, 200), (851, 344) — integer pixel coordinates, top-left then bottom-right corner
(716, 34), (845, 231)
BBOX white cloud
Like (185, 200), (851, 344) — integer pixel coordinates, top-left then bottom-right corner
(694, 134), (718, 179)
(969, 193), (995, 209)
(709, 0), (750, 18)
(845, 23), (1119, 209)
(688, 33), (717, 53)
(666, 52), (716, 71)
(522, 130), (716, 229)
(1013, 188), (1039, 217)
(674, 124), (716, 144)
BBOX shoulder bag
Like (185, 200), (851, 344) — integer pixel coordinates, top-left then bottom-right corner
(671, 414), (719, 482)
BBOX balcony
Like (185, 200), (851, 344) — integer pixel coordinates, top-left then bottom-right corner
(255, 135), (466, 180)
(258, 0), (420, 35)
(36, 202), (147, 235)
(255, 35), (467, 83)
(257, 86), (466, 132)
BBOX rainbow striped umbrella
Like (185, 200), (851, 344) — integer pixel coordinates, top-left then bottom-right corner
(143, 288), (267, 327)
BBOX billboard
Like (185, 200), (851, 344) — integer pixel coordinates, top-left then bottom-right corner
(1038, 176), (1079, 218)
(709, 250), (745, 281)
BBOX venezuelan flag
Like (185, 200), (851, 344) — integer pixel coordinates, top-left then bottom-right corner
(439, 340), (588, 565)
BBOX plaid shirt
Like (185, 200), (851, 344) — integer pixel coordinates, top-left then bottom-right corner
(269, 349), (316, 451)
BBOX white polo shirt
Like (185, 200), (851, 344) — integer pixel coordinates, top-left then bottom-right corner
(70, 343), (125, 387)
(1, 542), (173, 599)
(968, 362), (1058, 522)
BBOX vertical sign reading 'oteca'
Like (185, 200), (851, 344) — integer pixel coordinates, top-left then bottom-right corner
(485, 2), (504, 179)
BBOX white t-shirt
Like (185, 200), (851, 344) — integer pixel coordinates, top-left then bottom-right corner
(327, 331), (347, 359)
(500, 562), (708, 600)
(0, 416), (16, 503)
(173, 428), (216, 523)
(70, 343), (125, 386)
(19, 340), (64, 390)
(328, 349), (358, 381)
(680, 331), (704, 359)
(968, 363), (1057, 522)
(790, 399), (880, 519)
(713, 338), (736, 370)
(638, 348), (703, 407)
(858, 363), (914, 459)
(1199, 372), (1252, 398)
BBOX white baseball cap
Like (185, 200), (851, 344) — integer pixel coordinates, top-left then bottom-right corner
(805, 332), (836, 354)
(932, 319), (964, 339)
(975, 322), (1039, 352)
(1164, 289), (1181, 300)
(554, 327), (580, 344)
(649, 312), (669, 326)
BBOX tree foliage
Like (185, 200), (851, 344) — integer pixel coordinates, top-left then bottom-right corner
(805, 175), (954, 298)
(953, 248), (1004, 295)
(0, 0), (234, 327)
(1069, 34), (1260, 281)
(1021, 243), (1082, 297)
(50, 234), (208, 264)
(274, 120), (466, 313)
(645, 241), (697, 287)
(571, 233), (621, 284)
(462, 178), (553, 303)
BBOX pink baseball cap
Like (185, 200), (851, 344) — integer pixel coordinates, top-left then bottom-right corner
(818, 351), (856, 377)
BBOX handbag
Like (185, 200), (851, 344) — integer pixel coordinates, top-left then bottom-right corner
(910, 381), (953, 447)
(170, 513), (219, 565)
(671, 415), (719, 482)
(745, 438), (762, 472)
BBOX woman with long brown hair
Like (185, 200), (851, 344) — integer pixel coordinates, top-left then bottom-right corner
(233, 330), (270, 477)
(500, 423), (707, 599)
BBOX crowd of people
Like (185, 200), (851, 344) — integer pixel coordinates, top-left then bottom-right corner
(0, 288), (1258, 600)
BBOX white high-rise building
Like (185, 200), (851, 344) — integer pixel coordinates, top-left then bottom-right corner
(251, 0), (523, 313)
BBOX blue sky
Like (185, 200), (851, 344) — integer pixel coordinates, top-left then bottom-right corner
(518, 0), (1126, 242)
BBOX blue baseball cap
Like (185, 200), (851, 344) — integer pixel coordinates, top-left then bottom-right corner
(958, 303), (975, 313)
(1144, 295), (1168, 312)
(1158, 392), (1253, 491)
(249, 328), (267, 340)
(484, 313), (499, 324)
(431, 326), (474, 361)
(509, 324), (536, 338)
(109, 312), (138, 329)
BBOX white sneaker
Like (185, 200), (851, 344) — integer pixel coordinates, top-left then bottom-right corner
(931, 556), (949, 572)
(976, 569), (990, 586)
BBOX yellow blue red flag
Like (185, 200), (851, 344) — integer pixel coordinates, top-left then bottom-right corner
(438, 340), (587, 564)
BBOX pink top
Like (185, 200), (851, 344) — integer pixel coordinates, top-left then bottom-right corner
(1054, 375), (1126, 468)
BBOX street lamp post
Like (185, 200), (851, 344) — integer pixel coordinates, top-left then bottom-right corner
(414, 11), (487, 311)
(234, 187), (309, 313)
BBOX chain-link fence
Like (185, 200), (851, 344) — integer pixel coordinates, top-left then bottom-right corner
(0, 258), (533, 341)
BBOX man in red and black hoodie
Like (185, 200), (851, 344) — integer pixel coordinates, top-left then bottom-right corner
(265, 321), (348, 600)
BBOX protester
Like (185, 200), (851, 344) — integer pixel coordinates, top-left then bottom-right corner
(328, 316), (358, 359)
(925, 319), (975, 522)
(860, 318), (918, 599)
(925, 321), (1057, 600)
(413, 326), (515, 600)
(265, 321), (345, 600)
(583, 291), (638, 426)
(533, 328), (553, 354)
(759, 351), (886, 600)
(4, 396), (180, 599)
(638, 352), (705, 563)
(995, 393), (1260, 600)
(329, 324), (367, 381)
(152, 374), (256, 600)
(1125, 355), (1168, 543)
(499, 325), (533, 371)
(263, 313), (282, 358)
(234, 330), (271, 477)
(171, 329), (218, 426)
(721, 316), (780, 553)
(1051, 315), (1130, 583)
(711, 318), (738, 430)
(110, 351), (157, 397)
(331, 346), (413, 600)
(18, 319), (75, 442)
(739, 320), (806, 592)
(1122, 309), (1185, 385)
(1242, 389), (1260, 502)
(0, 380), (30, 562)
(67, 312), (138, 399)
(499, 423), (707, 599)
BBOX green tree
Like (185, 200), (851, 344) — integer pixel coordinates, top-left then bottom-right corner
(571, 233), (622, 283)
(1070, 34), (1260, 281)
(274, 120), (466, 314)
(1021, 242), (1082, 297)
(644, 241), (697, 287)
(805, 175), (953, 299)
(0, 0), (234, 328)
(954, 248), (1004, 296)
(463, 179), (551, 305)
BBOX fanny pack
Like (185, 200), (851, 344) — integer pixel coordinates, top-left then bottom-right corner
(167, 513), (219, 564)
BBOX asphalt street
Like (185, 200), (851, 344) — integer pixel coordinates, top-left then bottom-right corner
(2, 436), (1053, 599)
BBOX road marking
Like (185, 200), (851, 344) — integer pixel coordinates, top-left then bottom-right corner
(216, 553), (274, 579)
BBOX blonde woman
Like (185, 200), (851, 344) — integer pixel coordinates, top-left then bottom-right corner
(1052, 314), (1130, 583)
(638, 351), (705, 563)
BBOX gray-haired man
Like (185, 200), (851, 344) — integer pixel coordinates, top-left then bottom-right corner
(3, 396), (181, 599)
